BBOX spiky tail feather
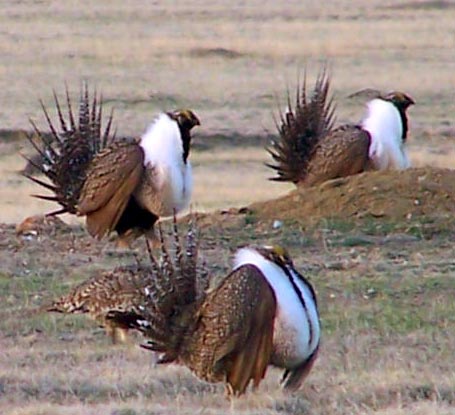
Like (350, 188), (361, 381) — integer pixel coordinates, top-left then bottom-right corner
(266, 68), (336, 183)
(107, 216), (205, 360)
(24, 84), (115, 215)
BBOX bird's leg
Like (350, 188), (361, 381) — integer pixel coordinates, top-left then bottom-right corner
(115, 229), (138, 249)
(105, 325), (115, 342)
(111, 327), (128, 344)
(106, 324), (128, 344)
(224, 383), (235, 398)
(115, 238), (131, 250)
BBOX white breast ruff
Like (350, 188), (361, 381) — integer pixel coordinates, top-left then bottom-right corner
(362, 99), (410, 170)
(234, 248), (320, 367)
(139, 114), (192, 215)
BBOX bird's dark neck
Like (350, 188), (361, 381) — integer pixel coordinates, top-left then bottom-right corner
(396, 107), (409, 141)
(179, 126), (192, 163)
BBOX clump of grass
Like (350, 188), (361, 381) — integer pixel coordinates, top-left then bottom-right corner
(321, 274), (455, 336)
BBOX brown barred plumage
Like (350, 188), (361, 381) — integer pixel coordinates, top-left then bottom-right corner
(46, 216), (202, 344)
(46, 265), (149, 344)
(48, 217), (320, 396)
(267, 69), (415, 186)
(109, 225), (320, 396)
(267, 68), (371, 186)
(23, 86), (199, 245)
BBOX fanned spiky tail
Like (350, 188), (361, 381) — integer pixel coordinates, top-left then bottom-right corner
(266, 68), (336, 184)
(107, 216), (206, 362)
(24, 84), (115, 215)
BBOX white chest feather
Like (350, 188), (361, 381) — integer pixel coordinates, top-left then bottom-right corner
(362, 99), (410, 170)
(234, 248), (320, 367)
(139, 114), (192, 215)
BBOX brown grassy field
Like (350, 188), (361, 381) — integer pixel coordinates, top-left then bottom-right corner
(1, 1), (455, 415)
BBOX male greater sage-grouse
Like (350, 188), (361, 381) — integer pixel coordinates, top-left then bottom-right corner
(104, 220), (320, 396)
(24, 85), (200, 245)
(267, 69), (414, 187)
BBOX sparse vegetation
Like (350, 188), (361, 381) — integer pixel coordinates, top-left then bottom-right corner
(1, 210), (455, 414)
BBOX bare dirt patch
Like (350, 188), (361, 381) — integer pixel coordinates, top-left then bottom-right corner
(249, 167), (455, 223)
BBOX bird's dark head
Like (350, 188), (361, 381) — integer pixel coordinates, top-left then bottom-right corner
(382, 91), (414, 141)
(170, 109), (201, 131)
(382, 92), (415, 111)
(167, 109), (200, 163)
(259, 245), (294, 268)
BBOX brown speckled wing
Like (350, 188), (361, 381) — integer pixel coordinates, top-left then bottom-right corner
(77, 141), (144, 239)
(303, 125), (371, 187)
(184, 264), (276, 395)
(132, 165), (165, 216)
(46, 265), (148, 324)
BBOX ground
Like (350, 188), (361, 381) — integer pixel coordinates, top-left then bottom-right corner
(1, 1), (455, 415)
(1, 167), (455, 415)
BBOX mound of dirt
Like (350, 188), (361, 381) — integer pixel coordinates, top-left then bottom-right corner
(249, 167), (455, 223)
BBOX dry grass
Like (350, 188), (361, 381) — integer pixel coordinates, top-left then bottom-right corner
(0, 0), (454, 135)
(1, 216), (455, 415)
